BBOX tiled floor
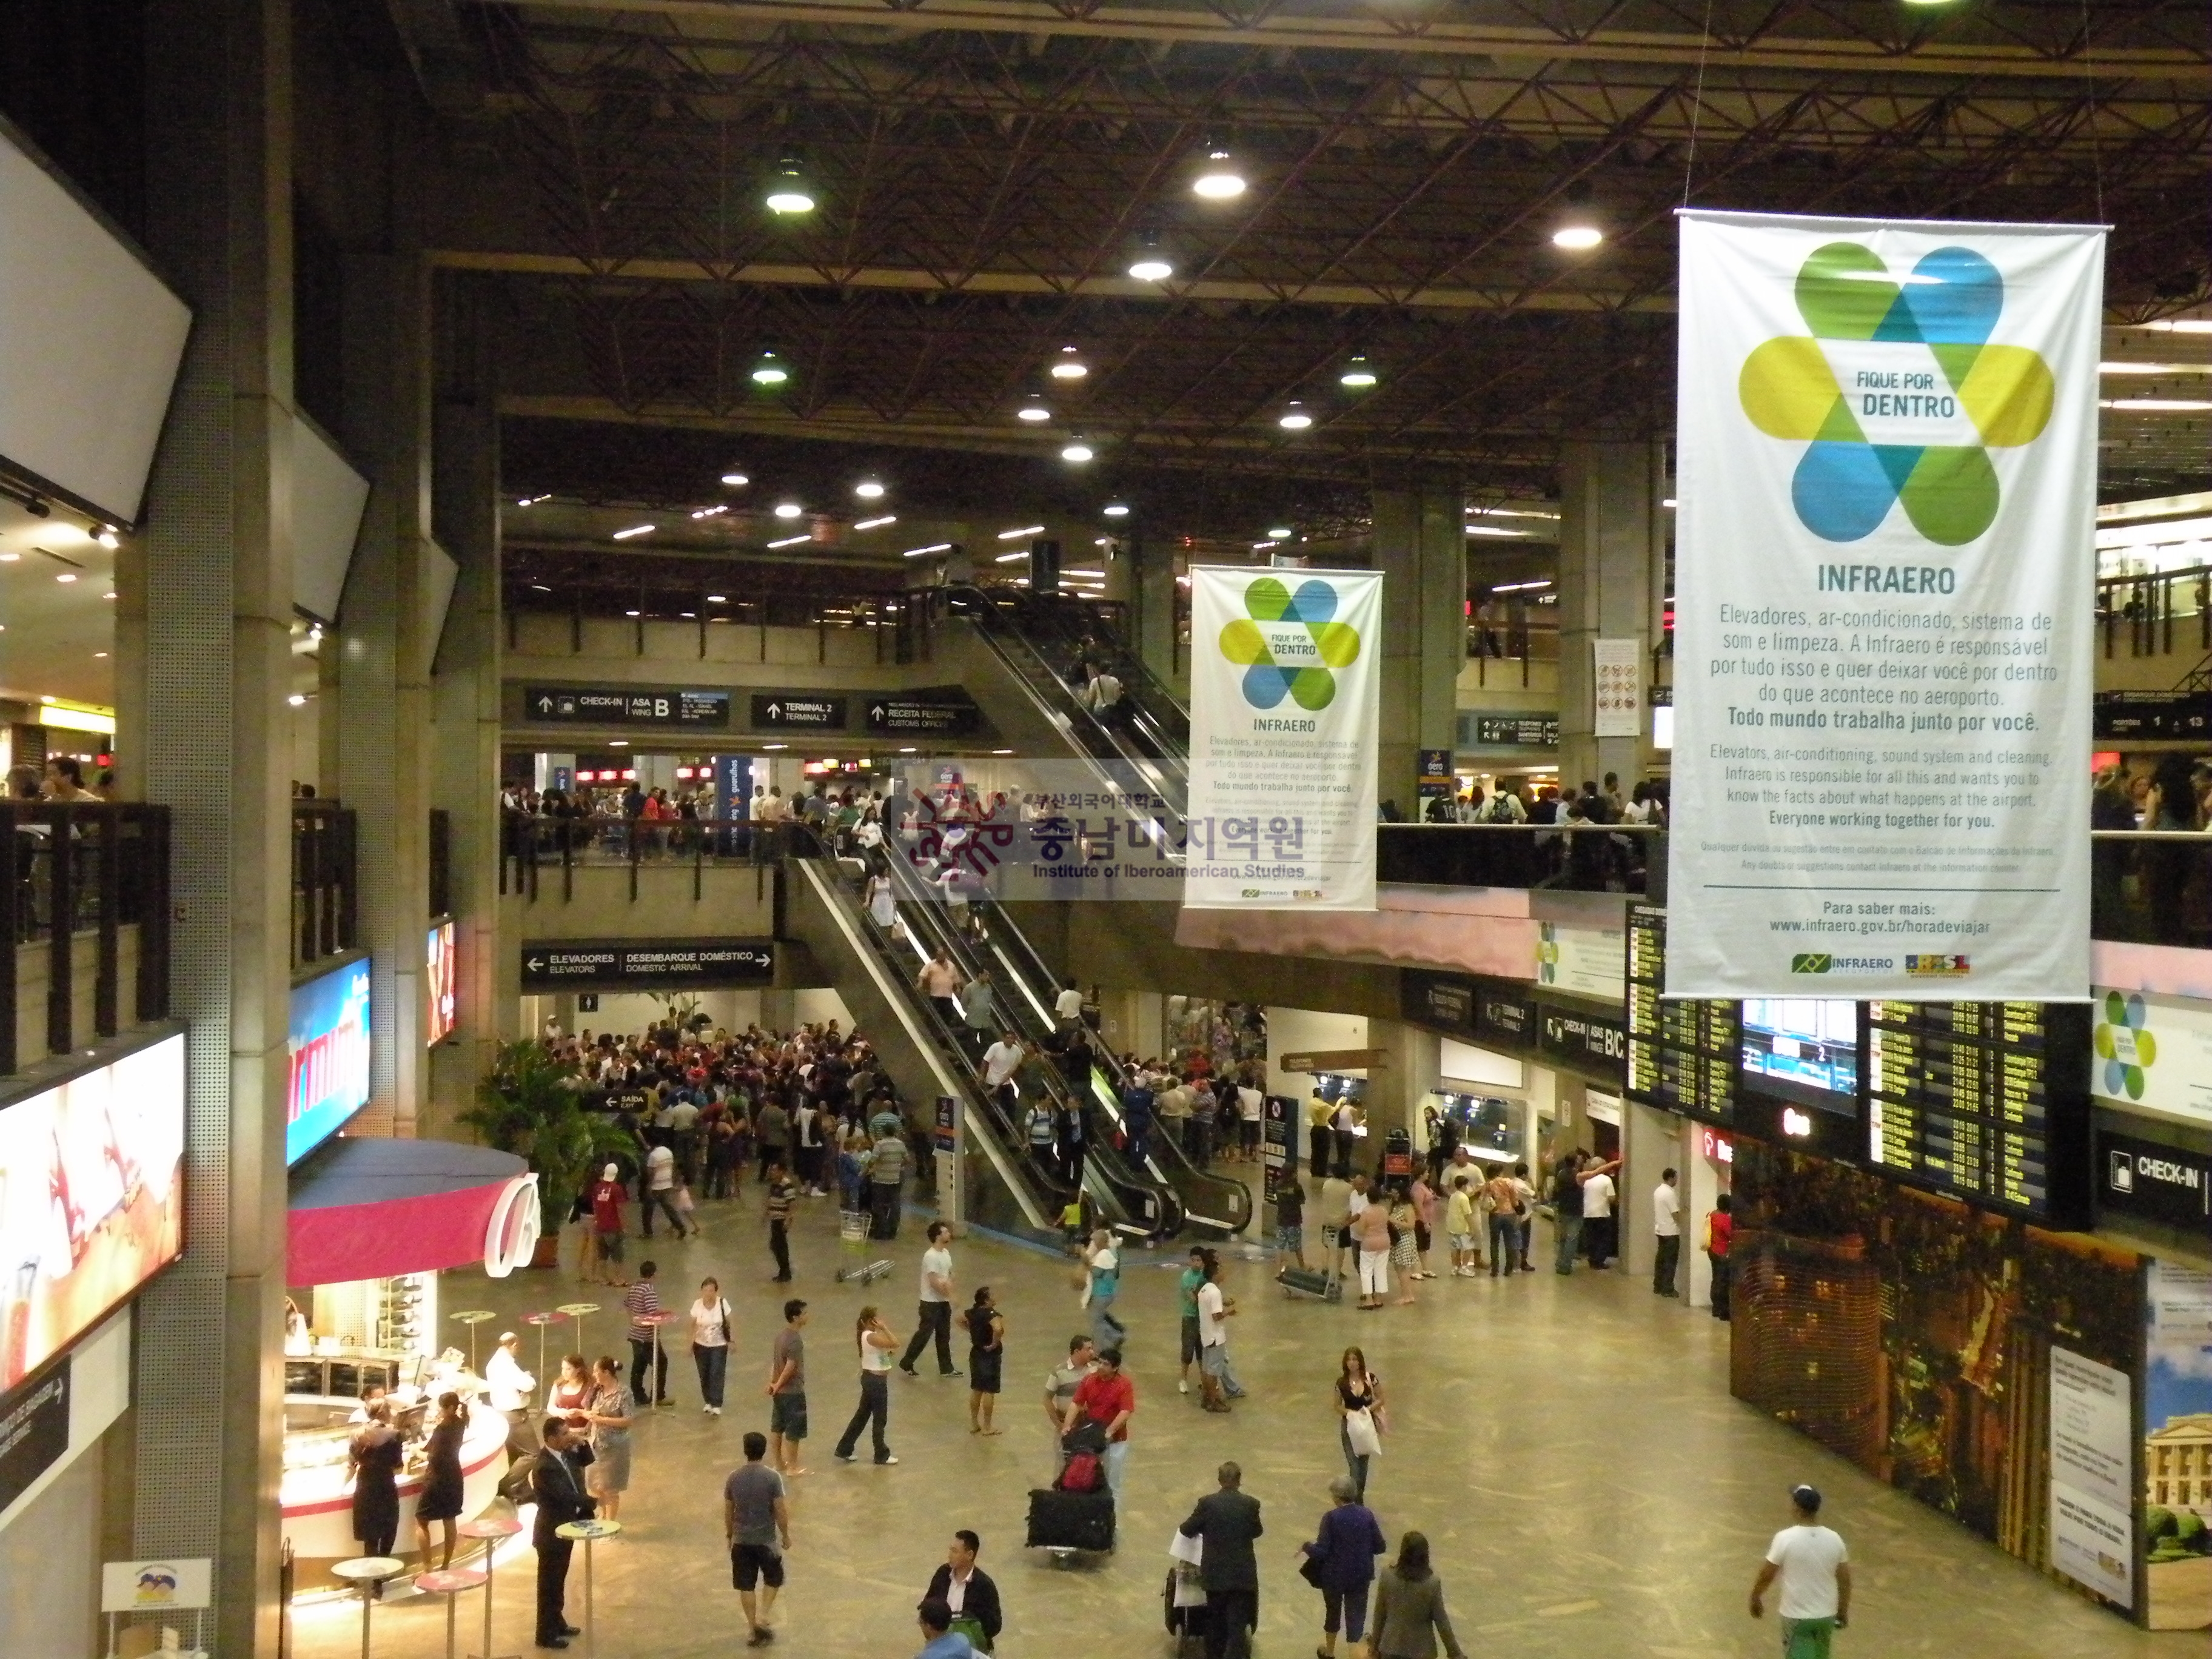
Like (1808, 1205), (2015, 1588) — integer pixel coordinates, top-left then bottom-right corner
(292, 1177), (2193, 1658)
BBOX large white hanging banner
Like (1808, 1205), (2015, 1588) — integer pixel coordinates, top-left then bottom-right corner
(1669, 210), (2102, 1002)
(1184, 566), (1381, 910)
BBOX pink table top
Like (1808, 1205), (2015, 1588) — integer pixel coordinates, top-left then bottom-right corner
(457, 1516), (523, 1540)
(414, 1569), (489, 1594)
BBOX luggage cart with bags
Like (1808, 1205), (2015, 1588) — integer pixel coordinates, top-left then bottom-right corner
(1027, 1421), (1115, 1558)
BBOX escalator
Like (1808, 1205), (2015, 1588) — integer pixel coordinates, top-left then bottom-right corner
(855, 845), (1191, 1241)
(942, 584), (1189, 828)
(785, 850), (1176, 1244)
(977, 588), (1189, 764)
(972, 874), (1254, 1239)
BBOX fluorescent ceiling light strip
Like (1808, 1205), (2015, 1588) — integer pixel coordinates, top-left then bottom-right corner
(2100, 361), (2212, 375)
(997, 525), (1045, 540)
(853, 515), (897, 530)
(2102, 398), (2212, 411)
(2100, 491), (2212, 523)
(611, 523), (655, 540)
(766, 534), (811, 548)
(904, 543), (953, 557)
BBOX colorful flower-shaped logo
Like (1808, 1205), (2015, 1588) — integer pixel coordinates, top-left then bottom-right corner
(1218, 576), (1362, 710)
(2094, 990), (2155, 1101)
(1738, 242), (2054, 545)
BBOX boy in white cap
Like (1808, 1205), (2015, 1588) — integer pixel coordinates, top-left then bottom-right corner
(586, 1163), (628, 1282)
(1749, 1484), (1850, 1658)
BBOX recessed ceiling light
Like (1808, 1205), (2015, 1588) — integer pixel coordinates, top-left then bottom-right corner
(94, 651), (108, 659)
(1267, 525), (1293, 539)
(721, 472), (750, 487)
(708, 594), (728, 602)
(853, 515), (897, 531)
(998, 525), (1046, 540)
(1192, 147), (1246, 200)
(1050, 348), (1088, 381)
(1103, 503), (1130, 517)
(287, 692), (306, 705)
(611, 524), (654, 540)
(0, 552), (18, 561)
(55, 572), (78, 582)
(1553, 224), (1604, 250)
(96, 529), (119, 549)
(1061, 441), (1095, 463)
(104, 590), (118, 598)
(855, 480), (886, 500)
(773, 501), (805, 519)
(1278, 402), (1313, 431)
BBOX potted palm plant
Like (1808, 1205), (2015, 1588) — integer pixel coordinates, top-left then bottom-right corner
(459, 1039), (633, 1269)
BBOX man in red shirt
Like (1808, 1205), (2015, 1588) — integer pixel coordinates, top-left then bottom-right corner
(1060, 1346), (1134, 1496)
(585, 1162), (626, 1283)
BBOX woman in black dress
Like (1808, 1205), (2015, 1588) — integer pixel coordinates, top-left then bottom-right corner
(347, 1402), (404, 1560)
(964, 1285), (1004, 1436)
(412, 1391), (468, 1569)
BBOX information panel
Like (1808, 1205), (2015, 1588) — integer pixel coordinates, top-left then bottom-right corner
(1625, 907), (1738, 1124)
(1863, 999), (2090, 1224)
(1670, 210), (2102, 1002)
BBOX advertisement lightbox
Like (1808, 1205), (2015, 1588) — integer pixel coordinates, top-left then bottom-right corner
(0, 1033), (185, 1395)
(426, 920), (457, 1047)
(288, 957), (372, 1165)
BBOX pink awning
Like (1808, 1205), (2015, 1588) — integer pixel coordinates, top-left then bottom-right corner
(287, 1138), (528, 1285)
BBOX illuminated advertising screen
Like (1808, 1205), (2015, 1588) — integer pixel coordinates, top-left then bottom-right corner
(288, 956), (372, 1165)
(426, 920), (457, 1047)
(1741, 999), (1858, 1096)
(0, 1033), (185, 1395)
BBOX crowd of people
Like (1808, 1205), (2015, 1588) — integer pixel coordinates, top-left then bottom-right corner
(472, 1014), (1819, 1658)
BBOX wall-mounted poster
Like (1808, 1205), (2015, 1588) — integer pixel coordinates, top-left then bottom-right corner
(2092, 988), (2212, 1128)
(2145, 1262), (2212, 1630)
(1670, 210), (2102, 1002)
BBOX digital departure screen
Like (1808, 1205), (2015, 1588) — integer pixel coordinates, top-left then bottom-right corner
(1626, 907), (1738, 1125)
(1863, 1001), (2090, 1224)
(1741, 999), (1860, 1097)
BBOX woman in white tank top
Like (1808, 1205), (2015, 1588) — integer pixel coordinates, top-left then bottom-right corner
(834, 1305), (903, 1465)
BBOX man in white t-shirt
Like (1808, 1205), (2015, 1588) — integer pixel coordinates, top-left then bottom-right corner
(1193, 1254), (1239, 1414)
(899, 1220), (962, 1379)
(1651, 1168), (1683, 1297)
(643, 1140), (691, 1238)
(1581, 1158), (1620, 1269)
(1054, 980), (1085, 1030)
(1750, 1485), (1849, 1658)
(982, 1036), (1025, 1100)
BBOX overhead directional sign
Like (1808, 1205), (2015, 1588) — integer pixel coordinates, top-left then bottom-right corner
(751, 694), (848, 731)
(866, 692), (980, 736)
(521, 939), (776, 990)
(523, 686), (731, 728)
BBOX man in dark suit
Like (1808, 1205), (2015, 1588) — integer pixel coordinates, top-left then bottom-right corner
(531, 1417), (596, 1649)
(1178, 1461), (1263, 1659)
(923, 1528), (1003, 1652)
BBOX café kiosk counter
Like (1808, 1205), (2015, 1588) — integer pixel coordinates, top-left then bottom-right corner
(283, 1138), (541, 1596)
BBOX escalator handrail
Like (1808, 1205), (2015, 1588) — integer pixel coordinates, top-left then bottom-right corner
(997, 589), (1189, 749)
(839, 848), (1180, 1239)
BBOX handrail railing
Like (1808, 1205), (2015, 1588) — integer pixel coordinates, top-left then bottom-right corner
(1379, 819), (1663, 893)
(1, 800), (171, 1078)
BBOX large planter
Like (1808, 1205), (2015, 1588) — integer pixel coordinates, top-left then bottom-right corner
(529, 1231), (563, 1269)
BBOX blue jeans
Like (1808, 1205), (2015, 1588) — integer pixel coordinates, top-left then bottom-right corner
(1103, 1438), (1128, 1496)
(1339, 1419), (1369, 1500)
(1489, 1214), (1517, 1275)
(1090, 1296), (1125, 1352)
(1553, 1215), (1583, 1274)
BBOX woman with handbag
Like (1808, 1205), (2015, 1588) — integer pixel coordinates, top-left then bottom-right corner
(691, 1276), (734, 1416)
(1387, 1190), (1421, 1305)
(1350, 1196), (1392, 1310)
(1335, 1347), (1386, 1500)
(1299, 1475), (1387, 1659)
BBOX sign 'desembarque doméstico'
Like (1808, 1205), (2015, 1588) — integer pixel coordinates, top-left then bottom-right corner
(1668, 210), (2102, 1002)
(523, 685), (732, 728)
(520, 939), (775, 990)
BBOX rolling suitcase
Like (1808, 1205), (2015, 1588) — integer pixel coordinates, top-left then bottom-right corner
(1027, 1485), (1115, 1552)
(1164, 1567), (1209, 1652)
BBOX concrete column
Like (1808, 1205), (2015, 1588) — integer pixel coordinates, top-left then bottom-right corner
(129, 2), (296, 1648)
(431, 272), (506, 1130)
(1557, 441), (1667, 794)
(1127, 532), (1181, 695)
(335, 247), (434, 1139)
(1620, 1101), (1681, 1283)
(1373, 486), (1464, 816)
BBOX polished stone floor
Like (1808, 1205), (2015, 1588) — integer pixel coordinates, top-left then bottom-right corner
(293, 1175), (2193, 1659)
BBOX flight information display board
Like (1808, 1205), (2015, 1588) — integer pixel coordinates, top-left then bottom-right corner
(1626, 907), (1739, 1124)
(1864, 1000), (2091, 1225)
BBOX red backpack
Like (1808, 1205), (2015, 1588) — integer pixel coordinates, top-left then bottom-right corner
(1057, 1452), (1104, 1493)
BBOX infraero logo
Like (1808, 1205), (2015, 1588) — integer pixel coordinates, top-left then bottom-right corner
(1217, 575), (1362, 711)
(1737, 242), (2054, 546)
